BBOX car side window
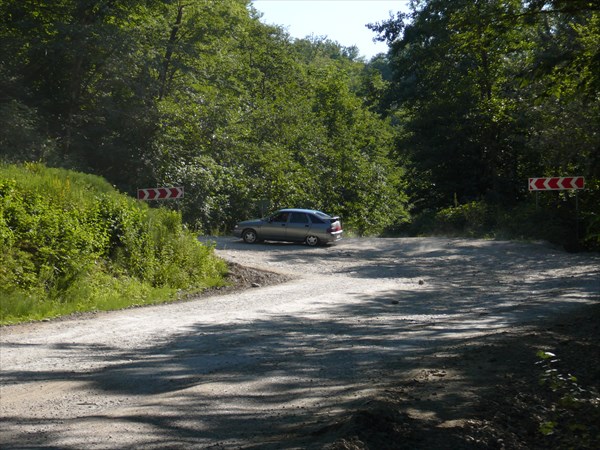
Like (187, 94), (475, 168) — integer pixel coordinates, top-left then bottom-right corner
(289, 212), (309, 224)
(270, 212), (289, 223)
(308, 214), (325, 224)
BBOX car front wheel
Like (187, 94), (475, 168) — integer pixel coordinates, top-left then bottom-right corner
(305, 235), (319, 246)
(242, 229), (258, 244)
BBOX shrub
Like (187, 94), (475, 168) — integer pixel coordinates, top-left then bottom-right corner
(433, 201), (490, 237)
(0, 163), (227, 324)
(405, 193), (598, 251)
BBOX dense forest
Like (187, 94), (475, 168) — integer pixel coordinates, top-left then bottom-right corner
(1, 0), (598, 248)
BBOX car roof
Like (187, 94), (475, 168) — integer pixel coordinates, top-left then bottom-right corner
(277, 208), (329, 216)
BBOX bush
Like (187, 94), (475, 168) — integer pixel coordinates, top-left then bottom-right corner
(405, 192), (599, 251)
(0, 163), (227, 324)
(434, 201), (489, 237)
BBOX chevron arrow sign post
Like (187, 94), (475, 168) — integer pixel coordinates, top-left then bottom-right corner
(528, 177), (585, 191)
(137, 187), (184, 200)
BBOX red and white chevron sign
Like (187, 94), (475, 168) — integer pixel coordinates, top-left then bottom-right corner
(528, 177), (585, 191)
(137, 186), (184, 200)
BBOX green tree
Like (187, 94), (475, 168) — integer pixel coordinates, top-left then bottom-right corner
(0, 0), (165, 189)
(369, 0), (530, 207)
(1, 0), (410, 235)
(369, 0), (599, 246)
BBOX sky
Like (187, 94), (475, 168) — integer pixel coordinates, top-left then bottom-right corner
(252, 1), (411, 59)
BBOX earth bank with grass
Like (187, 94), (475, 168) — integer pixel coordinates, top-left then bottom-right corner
(0, 163), (227, 324)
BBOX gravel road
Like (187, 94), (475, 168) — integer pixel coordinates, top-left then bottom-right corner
(1, 237), (598, 449)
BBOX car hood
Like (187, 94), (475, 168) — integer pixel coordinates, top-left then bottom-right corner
(237, 219), (265, 227)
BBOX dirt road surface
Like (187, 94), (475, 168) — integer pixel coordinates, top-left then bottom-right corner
(1, 237), (598, 449)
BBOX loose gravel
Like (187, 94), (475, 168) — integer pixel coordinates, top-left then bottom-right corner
(1, 237), (598, 449)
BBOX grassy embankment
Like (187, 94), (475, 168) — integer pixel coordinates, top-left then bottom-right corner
(0, 163), (228, 325)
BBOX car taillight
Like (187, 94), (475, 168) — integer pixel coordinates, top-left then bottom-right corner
(327, 223), (341, 233)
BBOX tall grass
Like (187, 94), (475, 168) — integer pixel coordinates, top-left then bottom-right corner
(0, 163), (228, 324)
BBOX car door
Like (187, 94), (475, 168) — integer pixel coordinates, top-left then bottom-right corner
(286, 212), (311, 242)
(261, 211), (289, 240)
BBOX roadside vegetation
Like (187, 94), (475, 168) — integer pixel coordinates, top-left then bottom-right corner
(0, 163), (227, 325)
(0, 0), (598, 322)
(400, 192), (600, 252)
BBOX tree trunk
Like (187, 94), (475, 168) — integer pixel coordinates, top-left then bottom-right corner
(159, 3), (184, 100)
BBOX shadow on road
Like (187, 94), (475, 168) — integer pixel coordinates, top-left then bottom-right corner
(2, 238), (599, 448)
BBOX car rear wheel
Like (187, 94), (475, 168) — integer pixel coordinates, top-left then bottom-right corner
(305, 235), (319, 246)
(242, 229), (258, 244)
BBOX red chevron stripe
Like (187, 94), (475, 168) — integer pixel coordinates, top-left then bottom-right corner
(529, 177), (585, 191)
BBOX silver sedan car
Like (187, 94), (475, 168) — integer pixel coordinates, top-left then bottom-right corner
(233, 208), (343, 246)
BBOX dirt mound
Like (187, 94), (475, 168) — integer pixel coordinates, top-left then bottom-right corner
(224, 262), (294, 289)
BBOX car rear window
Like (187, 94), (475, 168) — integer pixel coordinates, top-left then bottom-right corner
(314, 211), (331, 219)
(308, 214), (325, 224)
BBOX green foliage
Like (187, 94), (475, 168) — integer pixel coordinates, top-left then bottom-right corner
(404, 194), (599, 251)
(367, 0), (599, 248)
(2, 0), (597, 247)
(404, 201), (491, 237)
(535, 350), (600, 445)
(586, 214), (600, 249)
(0, 163), (227, 324)
(435, 202), (489, 237)
(0, 0), (410, 236)
(0, 100), (55, 163)
(581, 179), (600, 250)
